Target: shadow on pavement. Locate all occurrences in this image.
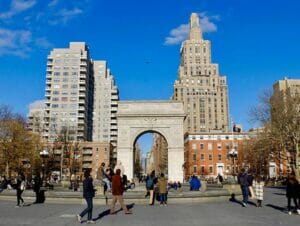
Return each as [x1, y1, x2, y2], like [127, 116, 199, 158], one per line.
[229, 194, 257, 207]
[23, 203, 33, 207]
[273, 193, 285, 196]
[94, 203, 135, 221]
[229, 194, 243, 207]
[266, 204, 286, 213]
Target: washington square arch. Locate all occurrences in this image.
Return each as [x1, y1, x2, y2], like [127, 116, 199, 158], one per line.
[116, 101, 185, 182]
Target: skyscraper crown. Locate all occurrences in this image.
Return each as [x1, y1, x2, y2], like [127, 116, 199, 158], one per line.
[189, 13, 202, 40]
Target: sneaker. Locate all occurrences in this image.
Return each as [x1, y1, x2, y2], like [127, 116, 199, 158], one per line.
[87, 220, 95, 224]
[164, 203, 167, 206]
[76, 214, 81, 223]
[15, 205, 20, 208]
[242, 202, 247, 207]
[297, 209, 300, 215]
[288, 211, 292, 215]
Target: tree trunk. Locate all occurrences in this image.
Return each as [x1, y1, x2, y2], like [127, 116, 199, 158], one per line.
[295, 142, 300, 181]
[5, 161, 9, 177]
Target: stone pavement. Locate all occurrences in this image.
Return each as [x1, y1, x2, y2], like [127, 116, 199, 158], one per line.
[0, 187, 299, 226]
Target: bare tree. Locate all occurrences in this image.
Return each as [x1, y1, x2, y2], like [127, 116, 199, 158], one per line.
[249, 89, 300, 179]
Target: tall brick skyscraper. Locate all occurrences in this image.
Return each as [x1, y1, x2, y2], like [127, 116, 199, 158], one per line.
[173, 13, 229, 133]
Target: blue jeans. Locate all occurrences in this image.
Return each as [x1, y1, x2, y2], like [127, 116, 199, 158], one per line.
[241, 186, 249, 204]
[160, 193, 167, 204]
[80, 197, 93, 220]
[103, 178, 111, 190]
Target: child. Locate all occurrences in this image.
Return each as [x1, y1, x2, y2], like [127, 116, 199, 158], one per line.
[253, 175, 264, 207]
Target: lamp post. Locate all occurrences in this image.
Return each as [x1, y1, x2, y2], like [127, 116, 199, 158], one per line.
[228, 148, 238, 181]
[40, 149, 49, 184]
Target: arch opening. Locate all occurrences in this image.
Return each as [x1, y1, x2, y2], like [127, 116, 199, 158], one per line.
[133, 130, 168, 178]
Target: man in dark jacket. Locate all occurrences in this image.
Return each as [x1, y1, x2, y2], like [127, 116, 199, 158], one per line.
[33, 173, 42, 203]
[286, 173, 300, 215]
[77, 170, 95, 223]
[146, 170, 157, 205]
[238, 168, 250, 207]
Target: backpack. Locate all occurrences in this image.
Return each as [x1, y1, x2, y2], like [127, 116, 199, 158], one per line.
[146, 176, 154, 188]
[20, 181, 26, 191]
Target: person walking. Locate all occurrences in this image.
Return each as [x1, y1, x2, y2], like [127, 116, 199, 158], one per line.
[145, 170, 157, 205]
[33, 173, 42, 203]
[110, 169, 132, 215]
[253, 175, 264, 207]
[238, 168, 250, 207]
[157, 173, 167, 206]
[15, 174, 25, 207]
[77, 170, 96, 224]
[286, 172, 300, 215]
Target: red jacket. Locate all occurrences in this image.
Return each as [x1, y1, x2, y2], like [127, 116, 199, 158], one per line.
[112, 175, 124, 195]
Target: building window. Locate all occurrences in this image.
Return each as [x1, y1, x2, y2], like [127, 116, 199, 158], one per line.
[201, 166, 205, 174]
[218, 155, 222, 161]
[208, 143, 212, 151]
[209, 154, 212, 160]
[200, 144, 204, 150]
[200, 143, 204, 149]
[217, 144, 222, 150]
[209, 166, 213, 174]
[201, 154, 204, 160]
[193, 154, 196, 161]
[193, 166, 197, 174]
[192, 143, 196, 150]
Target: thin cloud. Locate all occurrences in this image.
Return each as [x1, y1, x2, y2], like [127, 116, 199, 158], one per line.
[49, 7, 83, 25]
[35, 37, 53, 49]
[48, 0, 59, 8]
[0, 28, 32, 57]
[164, 12, 220, 46]
[198, 12, 219, 33]
[164, 24, 189, 45]
[0, 0, 36, 19]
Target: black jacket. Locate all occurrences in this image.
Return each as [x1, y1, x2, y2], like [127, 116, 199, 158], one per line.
[83, 177, 95, 198]
[286, 178, 299, 198]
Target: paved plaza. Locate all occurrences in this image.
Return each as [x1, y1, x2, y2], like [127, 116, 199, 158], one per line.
[0, 187, 299, 226]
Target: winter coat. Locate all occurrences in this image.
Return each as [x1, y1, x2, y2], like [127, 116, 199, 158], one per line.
[157, 177, 167, 194]
[146, 175, 157, 190]
[97, 166, 105, 180]
[238, 173, 249, 187]
[83, 177, 95, 198]
[253, 180, 264, 200]
[33, 176, 42, 192]
[190, 176, 201, 190]
[286, 178, 299, 198]
[112, 175, 124, 196]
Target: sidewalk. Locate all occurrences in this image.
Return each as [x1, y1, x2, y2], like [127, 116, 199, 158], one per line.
[0, 183, 242, 204]
[0, 188, 297, 226]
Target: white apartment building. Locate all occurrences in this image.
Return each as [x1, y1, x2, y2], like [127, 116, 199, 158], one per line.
[27, 100, 46, 133]
[44, 42, 93, 142]
[92, 61, 119, 153]
[173, 13, 229, 133]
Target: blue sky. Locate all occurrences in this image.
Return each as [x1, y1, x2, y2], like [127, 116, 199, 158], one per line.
[1, 0, 300, 153]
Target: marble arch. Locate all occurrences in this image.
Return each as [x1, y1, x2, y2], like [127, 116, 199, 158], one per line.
[116, 101, 185, 181]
